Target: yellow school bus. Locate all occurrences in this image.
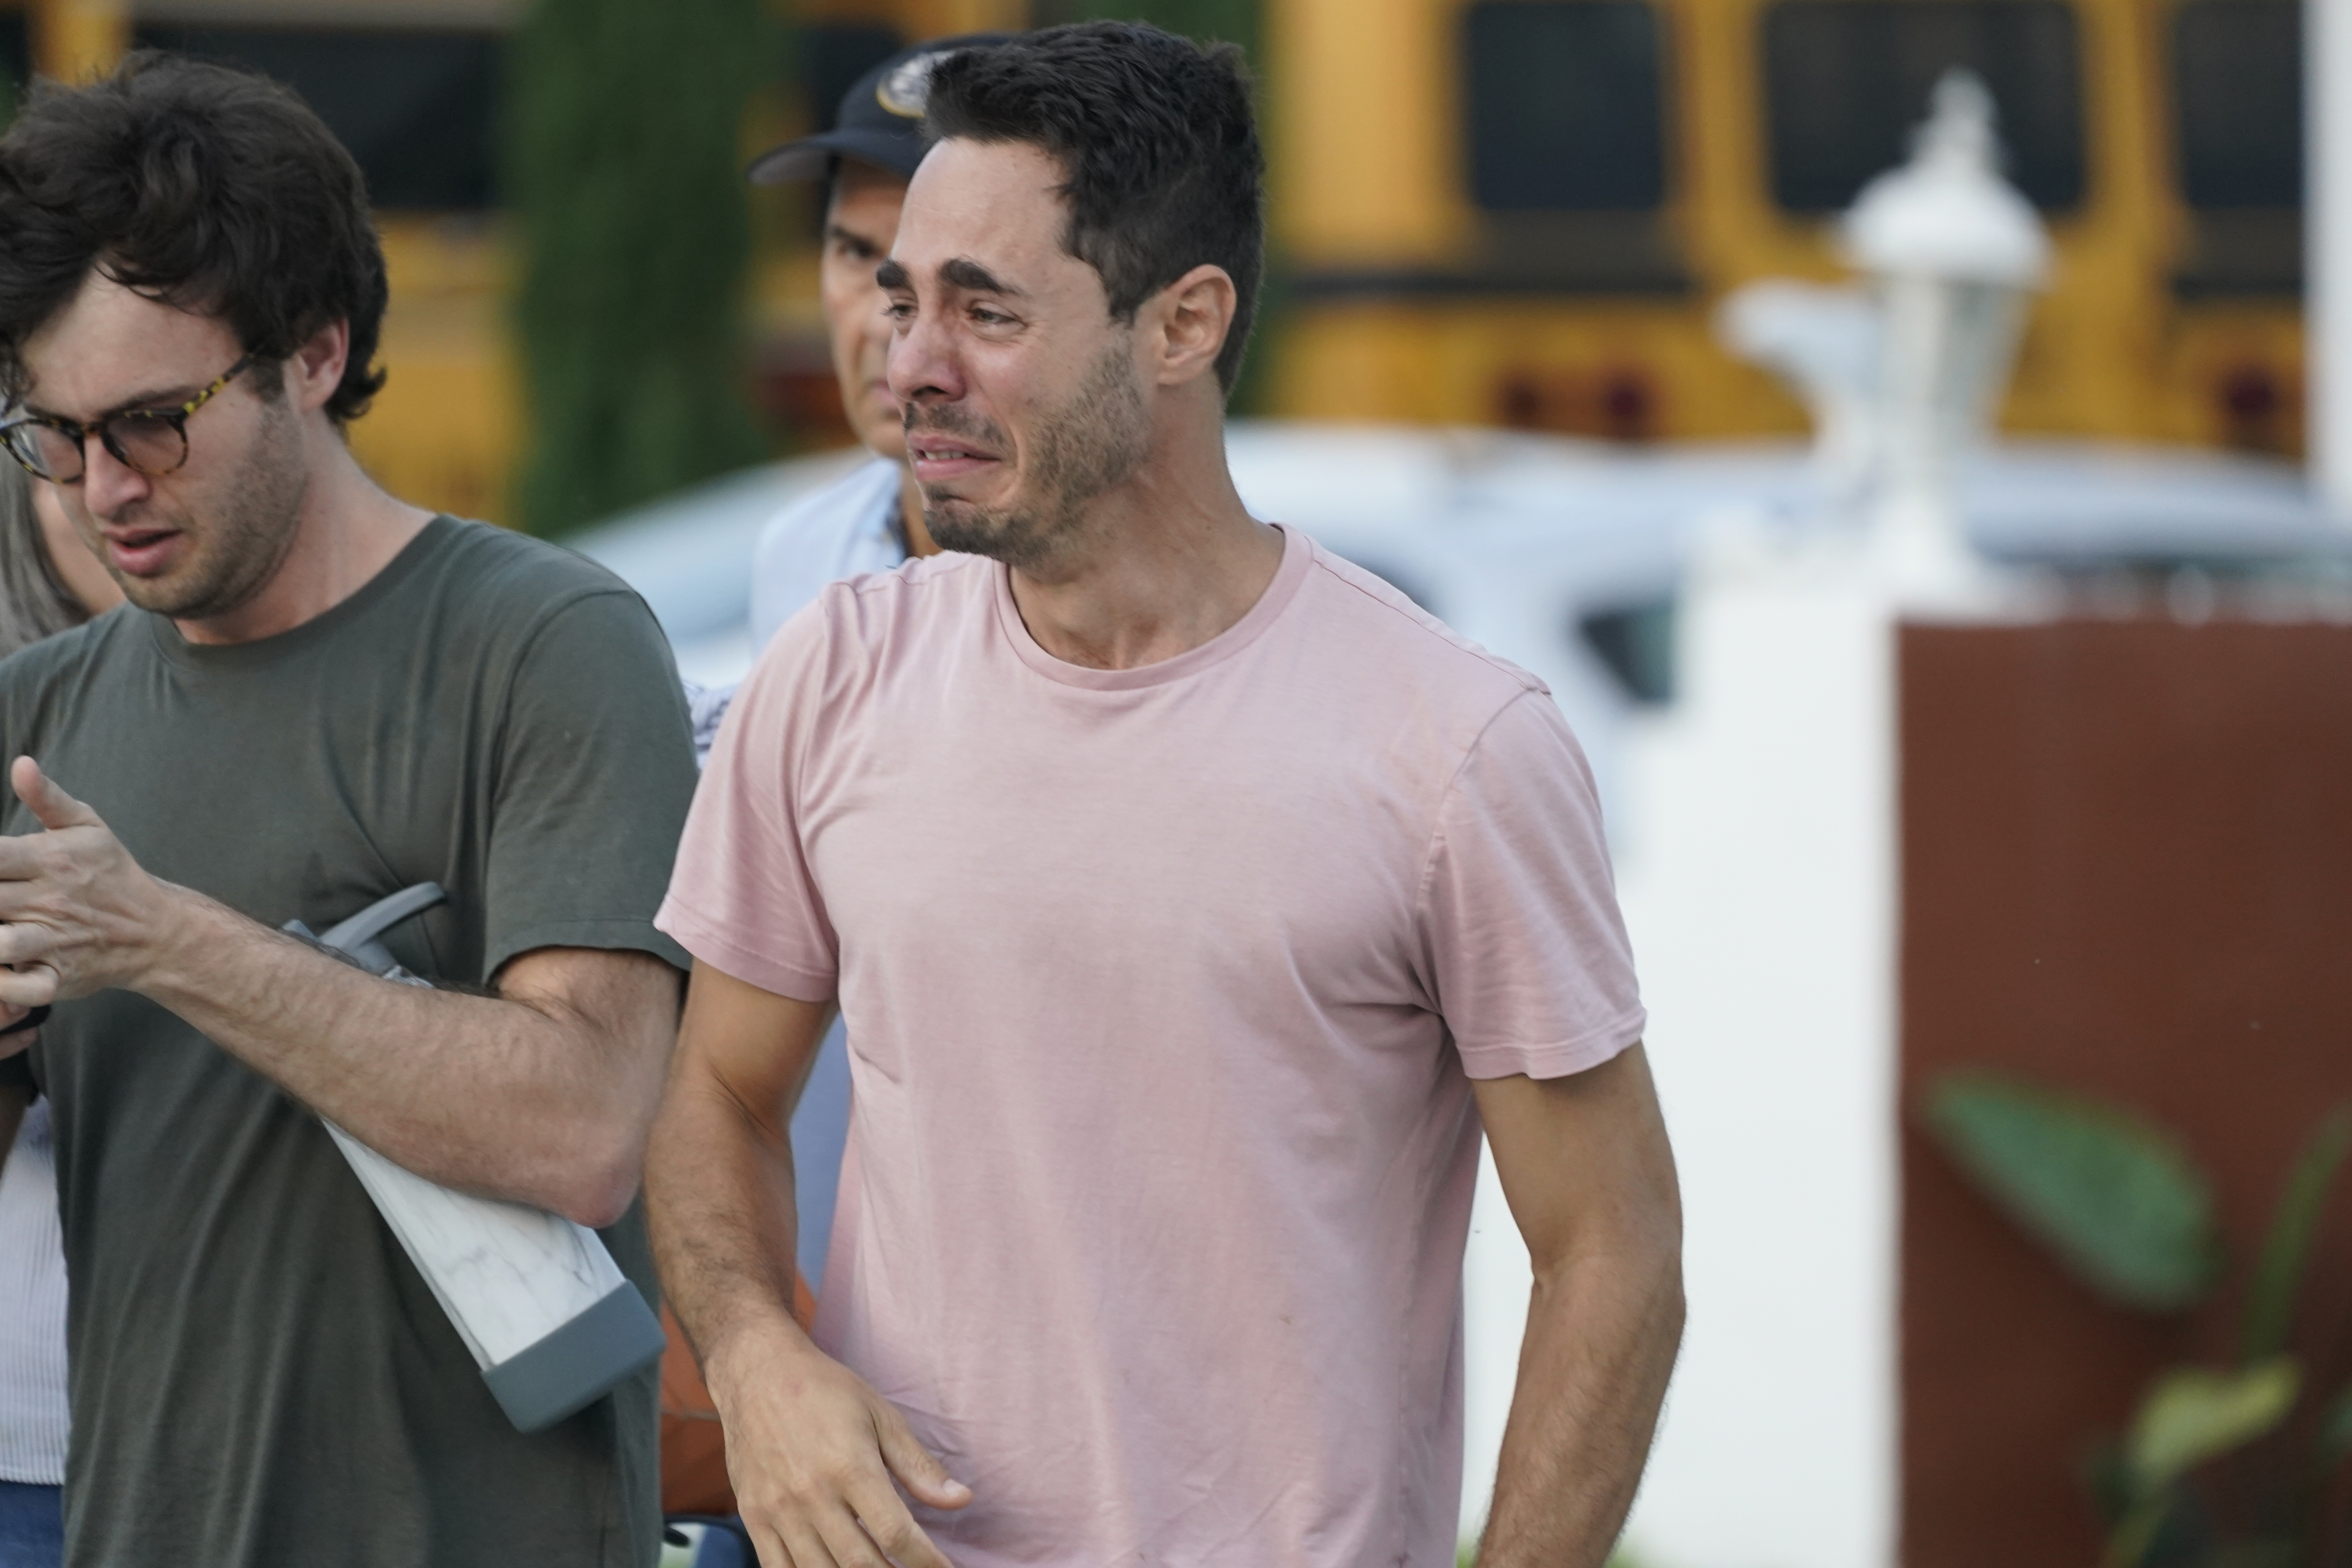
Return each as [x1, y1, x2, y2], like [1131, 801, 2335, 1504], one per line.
[795, 0, 2306, 459]
[0, 0, 2307, 521]
[1264, 0, 2301, 455]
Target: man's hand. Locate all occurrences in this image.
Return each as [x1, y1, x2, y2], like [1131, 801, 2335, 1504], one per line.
[0, 757, 176, 1006]
[709, 1321, 971, 1568]
[650, 962, 969, 1568]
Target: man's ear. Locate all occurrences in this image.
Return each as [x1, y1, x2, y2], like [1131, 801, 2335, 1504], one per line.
[1147, 265, 1238, 390]
[285, 318, 351, 415]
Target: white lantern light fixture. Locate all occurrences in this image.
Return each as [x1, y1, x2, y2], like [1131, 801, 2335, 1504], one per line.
[1842, 71, 2051, 593]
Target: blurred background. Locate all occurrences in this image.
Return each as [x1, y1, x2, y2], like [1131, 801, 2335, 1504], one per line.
[5, 4, 2349, 1568]
[0, 0, 2306, 530]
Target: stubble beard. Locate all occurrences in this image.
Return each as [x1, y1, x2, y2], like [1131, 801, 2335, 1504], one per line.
[111, 392, 309, 622]
[917, 340, 1150, 572]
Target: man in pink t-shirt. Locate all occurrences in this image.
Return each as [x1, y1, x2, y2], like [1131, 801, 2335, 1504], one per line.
[649, 23, 1684, 1568]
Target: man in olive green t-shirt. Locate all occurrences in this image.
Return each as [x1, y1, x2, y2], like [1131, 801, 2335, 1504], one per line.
[0, 58, 691, 1568]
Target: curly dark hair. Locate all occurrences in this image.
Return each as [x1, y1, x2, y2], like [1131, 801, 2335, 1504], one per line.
[923, 22, 1265, 395]
[0, 52, 388, 424]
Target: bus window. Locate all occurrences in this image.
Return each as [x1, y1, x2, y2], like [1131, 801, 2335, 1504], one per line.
[132, 25, 501, 211]
[1762, 1, 2084, 212]
[2170, 0, 2299, 296]
[2174, 0, 2300, 210]
[1464, 1, 1670, 212]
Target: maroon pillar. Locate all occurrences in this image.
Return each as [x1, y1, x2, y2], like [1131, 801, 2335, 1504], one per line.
[1899, 619, 2352, 1568]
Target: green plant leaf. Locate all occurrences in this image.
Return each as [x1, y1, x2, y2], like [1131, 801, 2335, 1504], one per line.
[2126, 1359, 2300, 1492]
[2241, 1107, 2352, 1363]
[2321, 1388, 2352, 1468]
[1923, 1072, 2220, 1311]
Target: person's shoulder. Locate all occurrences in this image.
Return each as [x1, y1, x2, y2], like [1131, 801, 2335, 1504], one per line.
[831, 548, 990, 631]
[413, 516, 663, 648]
[756, 549, 989, 689]
[758, 456, 900, 546]
[1294, 532, 1547, 708]
[850, 545, 984, 596]
[428, 515, 641, 605]
[806, 548, 986, 648]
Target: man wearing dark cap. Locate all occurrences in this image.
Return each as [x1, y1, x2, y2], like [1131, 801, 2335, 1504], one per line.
[742, 35, 1008, 659]
[710, 34, 1007, 1294]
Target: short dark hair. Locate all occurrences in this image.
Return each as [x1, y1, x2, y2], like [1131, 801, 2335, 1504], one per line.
[923, 22, 1265, 395]
[0, 52, 388, 424]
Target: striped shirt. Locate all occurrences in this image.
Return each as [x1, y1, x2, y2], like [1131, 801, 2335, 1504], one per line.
[0, 1099, 69, 1484]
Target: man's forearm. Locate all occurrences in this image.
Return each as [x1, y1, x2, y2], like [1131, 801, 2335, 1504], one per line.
[646, 1067, 808, 1372]
[648, 994, 976, 1566]
[138, 887, 669, 1223]
[1478, 1244, 1684, 1568]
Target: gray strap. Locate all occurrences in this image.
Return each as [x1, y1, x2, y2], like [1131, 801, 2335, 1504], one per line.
[287, 883, 448, 977]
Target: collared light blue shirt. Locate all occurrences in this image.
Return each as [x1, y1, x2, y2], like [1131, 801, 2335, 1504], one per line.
[748, 456, 907, 654]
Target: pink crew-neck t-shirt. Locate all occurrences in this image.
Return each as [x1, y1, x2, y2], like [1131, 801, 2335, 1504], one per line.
[658, 524, 1645, 1568]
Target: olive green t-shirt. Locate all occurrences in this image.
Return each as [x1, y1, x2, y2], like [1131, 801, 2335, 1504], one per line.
[0, 517, 695, 1568]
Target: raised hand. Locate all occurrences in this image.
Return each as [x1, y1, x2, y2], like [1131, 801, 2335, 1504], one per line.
[0, 755, 174, 1009]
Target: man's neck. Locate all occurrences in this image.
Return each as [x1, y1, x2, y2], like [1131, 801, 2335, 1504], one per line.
[174, 431, 435, 647]
[1003, 434, 1281, 672]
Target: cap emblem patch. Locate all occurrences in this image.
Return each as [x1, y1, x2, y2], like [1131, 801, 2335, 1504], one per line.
[877, 52, 946, 119]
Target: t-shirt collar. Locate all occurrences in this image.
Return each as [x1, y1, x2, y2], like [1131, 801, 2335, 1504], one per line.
[991, 521, 1312, 692]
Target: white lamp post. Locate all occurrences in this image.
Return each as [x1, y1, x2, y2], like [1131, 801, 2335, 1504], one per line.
[1843, 71, 2051, 593]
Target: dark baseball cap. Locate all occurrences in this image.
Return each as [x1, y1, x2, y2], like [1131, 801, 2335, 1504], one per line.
[747, 34, 1013, 185]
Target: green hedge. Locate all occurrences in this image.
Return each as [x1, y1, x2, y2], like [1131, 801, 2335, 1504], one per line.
[505, 0, 772, 536]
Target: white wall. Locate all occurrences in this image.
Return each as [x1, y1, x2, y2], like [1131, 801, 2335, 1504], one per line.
[1597, 530, 1900, 1568]
[2313, 0, 2352, 516]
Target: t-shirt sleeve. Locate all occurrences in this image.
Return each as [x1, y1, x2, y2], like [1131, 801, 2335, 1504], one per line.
[1420, 690, 1646, 1081]
[655, 602, 840, 1003]
[482, 589, 699, 979]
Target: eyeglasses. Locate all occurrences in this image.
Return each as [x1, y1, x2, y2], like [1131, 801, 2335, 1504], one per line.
[0, 354, 257, 485]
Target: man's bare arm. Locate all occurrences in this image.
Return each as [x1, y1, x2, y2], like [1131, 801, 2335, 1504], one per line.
[648, 960, 968, 1568]
[651, 963, 829, 1360]
[1472, 1044, 1684, 1568]
[0, 759, 678, 1226]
